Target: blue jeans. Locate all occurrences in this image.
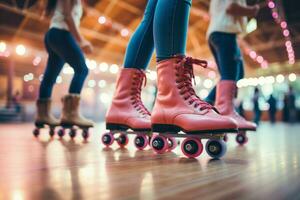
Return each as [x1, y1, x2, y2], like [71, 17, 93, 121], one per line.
[206, 32, 244, 104]
[39, 28, 89, 99]
[124, 0, 192, 70]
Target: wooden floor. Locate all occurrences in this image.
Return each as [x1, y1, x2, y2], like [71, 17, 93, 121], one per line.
[0, 122, 300, 200]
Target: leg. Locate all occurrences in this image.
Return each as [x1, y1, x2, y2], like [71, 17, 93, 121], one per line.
[39, 32, 65, 99]
[50, 30, 89, 95]
[123, 0, 158, 70]
[154, 0, 192, 61]
[205, 39, 220, 104]
[151, 0, 237, 140]
[35, 30, 63, 127]
[48, 29, 93, 128]
[213, 32, 257, 131]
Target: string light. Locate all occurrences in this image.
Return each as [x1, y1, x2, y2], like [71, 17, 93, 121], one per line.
[267, 0, 295, 65]
[109, 64, 119, 74]
[16, 44, 26, 56]
[0, 41, 7, 52]
[120, 28, 129, 37]
[237, 74, 298, 88]
[241, 40, 269, 69]
[32, 56, 41, 66]
[98, 16, 106, 24]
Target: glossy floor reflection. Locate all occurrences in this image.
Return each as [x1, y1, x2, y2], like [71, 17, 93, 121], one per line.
[0, 122, 300, 200]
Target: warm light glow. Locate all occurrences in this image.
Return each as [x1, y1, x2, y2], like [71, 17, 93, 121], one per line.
[120, 28, 129, 37]
[33, 56, 42, 66]
[283, 29, 290, 37]
[288, 60, 295, 65]
[288, 73, 297, 82]
[199, 89, 209, 99]
[98, 80, 106, 88]
[256, 56, 264, 64]
[249, 51, 257, 59]
[285, 41, 292, 47]
[203, 79, 213, 89]
[272, 11, 278, 19]
[258, 76, 265, 86]
[276, 74, 285, 83]
[16, 44, 26, 56]
[268, 1, 275, 9]
[98, 16, 106, 24]
[39, 74, 44, 81]
[261, 61, 268, 68]
[195, 76, 201, 84]
[99, 62, 109, 72]
[88, 80, 96, 88]
[110, 64, 119, 74]
[63, 64, 74, 74]
[100, 93, 110, 103]
[86, 59, 97, 70]
[280, 21, 287, 29]
[0, 41, 6, 52]
[265, 76, 275, 84]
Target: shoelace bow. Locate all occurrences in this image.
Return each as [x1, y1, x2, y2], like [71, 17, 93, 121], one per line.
[175, 56, 216, 112]
[131, 70, 151, 115]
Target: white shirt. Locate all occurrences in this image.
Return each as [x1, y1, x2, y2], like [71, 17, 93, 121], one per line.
[50, 0, 83, 31]
[207, 0, 248, 38]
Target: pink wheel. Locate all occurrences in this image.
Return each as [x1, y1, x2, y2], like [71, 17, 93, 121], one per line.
[181, 137, 203, 158]
[101, 132, 114, 146]
[117, 133, 129, 148]
[151, 135, 168, 154]
[223, 134, 228, 142]
[33, 128, 40, 137]
[134, 134, 148, 150]
[167, 137, 178, 151]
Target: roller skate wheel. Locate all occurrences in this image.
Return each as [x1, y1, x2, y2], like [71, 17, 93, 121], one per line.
[117, 133, 129, 147]
[69, 129, 76, 138]
[134, 134, 148, 150]
[181, 137, 203, 158]
[167, 137, 178, 151]
[101, 132, 114, 146]
[49, 129, 55, 137]
[151, 135, 168, 154]
[236, 133, 248, 145]
[205, 139, 227, 159]
[58, 129, 65, 138]
[223, 134, 228, 142]
[82, 130, 89, 140]
[33, 128, 40, 137]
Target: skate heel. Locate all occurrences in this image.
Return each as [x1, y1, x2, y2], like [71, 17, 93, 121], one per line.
[152, 124, 181, 133]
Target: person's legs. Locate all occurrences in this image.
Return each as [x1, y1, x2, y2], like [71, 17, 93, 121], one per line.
[106, 1, 159, 131]
[50, 30, 88, 95]
[205, 39, 220, 104]
[212, 32, 256, 131]
[123, 0, 157, 70]
[154, 0, 191, 61]
[39, 31, 65, 99]
[36, 29, 65, 126]
[48, 28, 93, 127]
[206, 33, 241, 104]
[151, 1, 237, 138]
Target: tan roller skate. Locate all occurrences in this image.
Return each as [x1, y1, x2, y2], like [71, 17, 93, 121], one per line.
[58, 94, 94, 140]
[33, 99, 60, 137]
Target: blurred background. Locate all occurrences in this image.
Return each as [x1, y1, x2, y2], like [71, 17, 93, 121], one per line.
[0, 0, 299, 124]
